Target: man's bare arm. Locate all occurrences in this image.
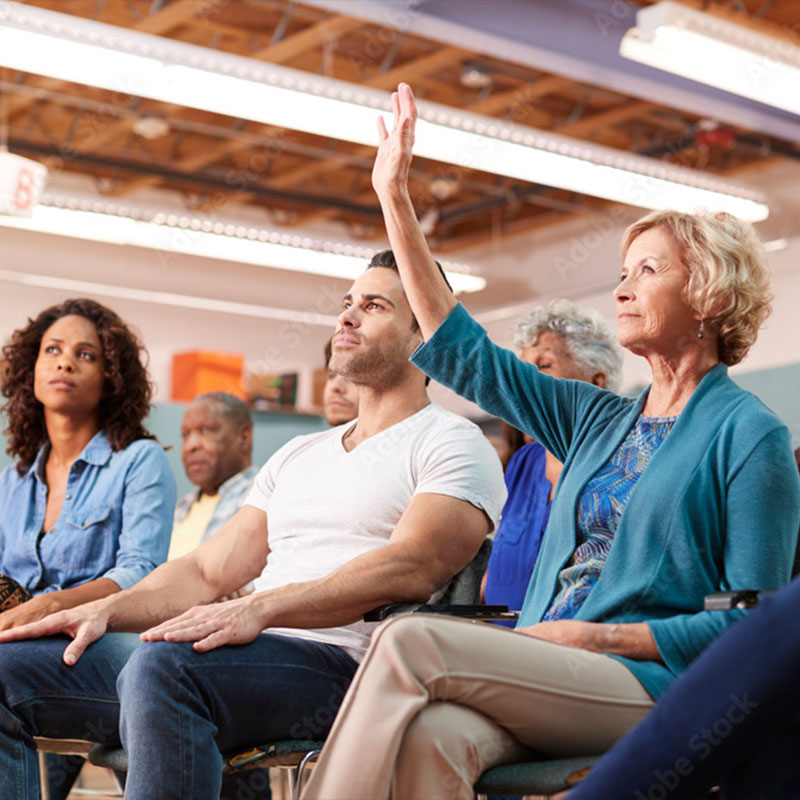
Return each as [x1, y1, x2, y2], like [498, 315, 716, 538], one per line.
[142, 492, 490, 652]
[0, 505, 269, 662]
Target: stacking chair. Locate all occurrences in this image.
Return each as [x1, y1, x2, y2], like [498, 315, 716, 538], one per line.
[33, 738, 98, 800]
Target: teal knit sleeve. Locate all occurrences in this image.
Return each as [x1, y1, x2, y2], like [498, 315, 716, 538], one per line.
[411, 303, 623, 463]
[648, 425, 800, 677]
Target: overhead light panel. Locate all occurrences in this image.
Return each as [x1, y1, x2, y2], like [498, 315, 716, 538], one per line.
[0, 1, 769, 221]
[0, 194, 486, 294]
[0, 266, 340, 326]
[620, 1, 800, 117]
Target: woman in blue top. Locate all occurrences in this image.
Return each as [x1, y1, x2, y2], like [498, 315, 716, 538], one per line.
[0, 298, 175, 631]
[301, 84, 800, 800]
[483, 300, 623, 623]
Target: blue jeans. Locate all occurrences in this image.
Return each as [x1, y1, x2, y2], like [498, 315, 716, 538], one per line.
[0, 631, 358, 800]
[118, 632, 357, 800]
[569, 576, 800, 800]
[0, 632, 139, 800]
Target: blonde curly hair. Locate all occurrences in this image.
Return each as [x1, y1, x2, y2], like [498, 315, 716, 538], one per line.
[620, 210, 773, 366]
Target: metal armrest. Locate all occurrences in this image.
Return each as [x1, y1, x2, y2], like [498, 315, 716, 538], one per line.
[364, 603, 517, 622]
[703, 590, 771, 610]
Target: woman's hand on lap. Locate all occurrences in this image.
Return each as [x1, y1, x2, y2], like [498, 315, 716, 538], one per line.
[517, 620, 609, 652]
[0, 594, 58, 632]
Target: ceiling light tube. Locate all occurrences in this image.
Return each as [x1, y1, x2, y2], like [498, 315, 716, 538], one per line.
[620, 1, 800, 117]
[0, 194, 486, 293]
[0, 1, 769, 221]
[0, 266, 340, 325]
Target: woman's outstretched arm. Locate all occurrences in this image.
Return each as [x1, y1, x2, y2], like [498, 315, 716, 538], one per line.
[372, 82, 456, 339]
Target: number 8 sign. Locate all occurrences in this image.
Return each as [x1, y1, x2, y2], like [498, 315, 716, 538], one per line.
[0, 152, 48, 217]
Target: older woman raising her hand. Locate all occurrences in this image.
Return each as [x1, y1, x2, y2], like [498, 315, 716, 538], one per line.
[301, 84, 800, 800]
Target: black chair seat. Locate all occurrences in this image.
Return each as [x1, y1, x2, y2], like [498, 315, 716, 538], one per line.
[88, 739, 324, 773]
[474, 754, 601, 796]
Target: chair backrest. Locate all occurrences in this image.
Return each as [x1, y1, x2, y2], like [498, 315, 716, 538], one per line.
[437, 537, 492, 605]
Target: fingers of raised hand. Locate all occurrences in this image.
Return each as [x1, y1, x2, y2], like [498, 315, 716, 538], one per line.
[398, 83, 417, 120]
[377, 115, 389, 142]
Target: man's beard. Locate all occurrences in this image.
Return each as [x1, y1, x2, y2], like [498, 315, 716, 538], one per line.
[330, 337, 413, 391]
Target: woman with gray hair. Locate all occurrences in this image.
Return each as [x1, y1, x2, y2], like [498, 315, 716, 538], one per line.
[301, 84, 799, 800]
[483, 300, 623, 620]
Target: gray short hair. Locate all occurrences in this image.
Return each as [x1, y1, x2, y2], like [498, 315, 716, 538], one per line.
[194, 392, 253, 429]
[512, 299, 623, 392]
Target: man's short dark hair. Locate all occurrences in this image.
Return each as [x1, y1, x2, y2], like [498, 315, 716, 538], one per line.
[367, 250, 453, 332]
[195, 392, 253, 429]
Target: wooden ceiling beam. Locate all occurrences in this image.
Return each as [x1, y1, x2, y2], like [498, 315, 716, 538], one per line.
[557, 100, 659, 138]
[134, 0, 207, 35]
[365, 46, 470, 90]
[251, 15, 364, 62]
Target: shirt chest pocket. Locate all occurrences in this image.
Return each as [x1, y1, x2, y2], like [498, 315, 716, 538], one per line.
[56, 504, 115, 575]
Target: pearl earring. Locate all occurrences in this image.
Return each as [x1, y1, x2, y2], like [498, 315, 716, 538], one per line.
[697, 319, 705, 340]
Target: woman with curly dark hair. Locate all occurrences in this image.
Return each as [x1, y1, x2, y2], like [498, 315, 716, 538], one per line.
[0, 298, 175, 634]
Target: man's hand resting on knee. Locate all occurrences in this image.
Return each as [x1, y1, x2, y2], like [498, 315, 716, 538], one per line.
[0, 600, 111, 665]
[141, 595, 265, 652]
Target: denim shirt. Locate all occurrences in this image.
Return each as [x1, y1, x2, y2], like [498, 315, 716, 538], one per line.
[0, 431, 175, 593]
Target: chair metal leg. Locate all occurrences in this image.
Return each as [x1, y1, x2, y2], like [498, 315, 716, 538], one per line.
[286, 769, 296, 800]
[291, 749, 321, 800]
[38, 751, 52, 800]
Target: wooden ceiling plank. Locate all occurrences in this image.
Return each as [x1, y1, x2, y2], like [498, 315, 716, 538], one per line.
[557, 100, 659, 138]
[365, 45, 471, 90]
[103, 134, 261, 197]
[251, 15, 365, 63]
[134, 0, 204, 35]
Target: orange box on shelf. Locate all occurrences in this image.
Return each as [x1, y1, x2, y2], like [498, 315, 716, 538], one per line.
[171, 351, 245, 402]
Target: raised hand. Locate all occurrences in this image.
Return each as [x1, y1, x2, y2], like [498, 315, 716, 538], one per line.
[140, 594, 265, 653]
[372, 82, 418, 201]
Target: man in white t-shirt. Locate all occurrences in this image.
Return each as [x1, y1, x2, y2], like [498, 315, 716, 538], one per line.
[0, 252, 506, 800]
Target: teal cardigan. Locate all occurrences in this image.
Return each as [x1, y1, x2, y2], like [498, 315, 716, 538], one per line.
[412, 304, 800, 698]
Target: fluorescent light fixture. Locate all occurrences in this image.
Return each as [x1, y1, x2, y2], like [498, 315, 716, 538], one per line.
[0, 1, 769, 221]
[0, 194, 486, 293]
[0, 266, 340, 326]
[621, 1, 800, 117]
[764, 238, 789, 252]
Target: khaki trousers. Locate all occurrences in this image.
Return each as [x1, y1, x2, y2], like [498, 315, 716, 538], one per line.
[301, 614, 654, 800]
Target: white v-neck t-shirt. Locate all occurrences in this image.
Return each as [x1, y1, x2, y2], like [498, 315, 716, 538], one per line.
[245, 402, 506, 661]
